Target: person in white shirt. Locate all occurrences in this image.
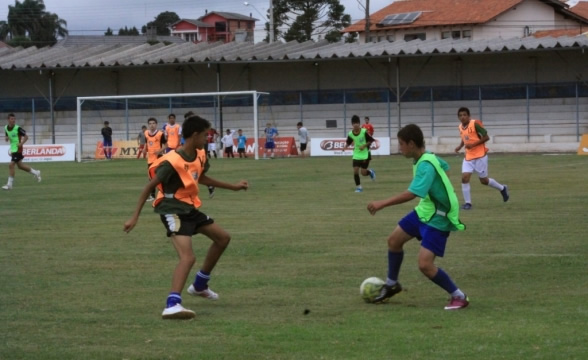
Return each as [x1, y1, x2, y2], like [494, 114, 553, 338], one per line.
[221, 129, 235, 158]
[297, 122, 309, 158]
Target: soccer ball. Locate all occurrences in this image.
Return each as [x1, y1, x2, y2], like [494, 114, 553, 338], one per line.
[360, 277, 385, 303]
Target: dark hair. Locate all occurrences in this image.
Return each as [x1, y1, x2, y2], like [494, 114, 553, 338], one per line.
[104, 121, 109, 125]
[297, 122, 303, 126]
[351, 115, 360, 124]
[364, 116, 370, 120]
[457, 107, 470, 116]
[7, 113, 15, 118]
[168, 113, 176, 119]
[184, 111, 195, 119]
[183, 115, 211, 139]
[397, 124, 425, 148]
[141, 125, 147, 129]
[147, 117, 157, 124]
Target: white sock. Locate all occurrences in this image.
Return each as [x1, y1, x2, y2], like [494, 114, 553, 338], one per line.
[386, 278, 397, 286]
[487, 178, 503, 190]
[7, 176, 14, 186]
[451, 289, 465, 299]
[461, 183, 471, 204]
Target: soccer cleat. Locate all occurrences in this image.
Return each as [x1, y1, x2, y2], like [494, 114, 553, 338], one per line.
[461, 203, 472, 210]
[187, 284, 219, 300]
[444, 295, 470, 310]
[2, 184, 12, 190]
[373, 283, 403, 303]
[161, 304, 196, 320]
[208, 186, 215, 199]
[369, 169, 376, 181]
[500, 185, 509, 202]
[355, 187, 363, 193]
[34, 170, 42, 183]
[146, 195, 155, 202]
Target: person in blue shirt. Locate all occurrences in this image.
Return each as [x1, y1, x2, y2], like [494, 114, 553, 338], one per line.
[237, 129, 247, 158]
[367, 124, 469, 310]
[263, 122, 278, 159]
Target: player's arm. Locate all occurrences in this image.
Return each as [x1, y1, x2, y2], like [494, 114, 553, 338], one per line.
[367, 190, 417, 215]
[346, 135, 354, 148]
[18, 129, 28, 146]
[158, 134, 167, 155]
[123, 175, 162, 233]
[465, 123, 489, 149]
[455, 139, 465, 153]
[199, 174, 248, 191]
[362, 133, 375, 150]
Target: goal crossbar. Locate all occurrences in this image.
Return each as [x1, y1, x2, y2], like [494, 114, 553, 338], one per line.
[76, 90, 269, 162]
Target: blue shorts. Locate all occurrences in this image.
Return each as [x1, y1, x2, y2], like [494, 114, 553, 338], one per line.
[398, 210, 450, 257]
[265, 141, 275, 149]
[103, 138, 112, 147]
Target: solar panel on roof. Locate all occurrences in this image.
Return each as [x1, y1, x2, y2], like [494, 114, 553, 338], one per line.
[379, 11, 422, 26]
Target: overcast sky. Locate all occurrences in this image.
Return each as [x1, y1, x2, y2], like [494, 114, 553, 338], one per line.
[0, 0, 391, 40]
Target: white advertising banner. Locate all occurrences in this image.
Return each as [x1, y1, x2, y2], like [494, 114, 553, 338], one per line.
[0, 144, 76, 163]
[310, 137, 390, 157]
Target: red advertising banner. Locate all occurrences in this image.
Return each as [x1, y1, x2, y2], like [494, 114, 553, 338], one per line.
[227, 137, 298, 157]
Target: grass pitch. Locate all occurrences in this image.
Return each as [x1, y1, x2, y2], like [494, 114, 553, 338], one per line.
[0, 154, 587, 360]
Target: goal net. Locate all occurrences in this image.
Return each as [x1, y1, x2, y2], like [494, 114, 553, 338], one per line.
[76, 90, 270, 161]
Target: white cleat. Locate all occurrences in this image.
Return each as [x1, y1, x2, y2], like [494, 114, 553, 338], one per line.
[2, 184, 12, 190]
[34, 170, 42, 183]
[161, 304, 195, 320]
[187, 284, 219, 300]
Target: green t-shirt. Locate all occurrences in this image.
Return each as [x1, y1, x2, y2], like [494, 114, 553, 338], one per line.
[347, 128, 371, 160]
[153, 149, 210, 214]
[408, 154, 454, 232]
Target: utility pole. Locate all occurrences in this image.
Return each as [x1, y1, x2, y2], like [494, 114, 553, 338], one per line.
[364, 0, 370, 43]
[269, 0, 275, 43]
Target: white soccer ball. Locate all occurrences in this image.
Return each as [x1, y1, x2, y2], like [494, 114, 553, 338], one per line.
[360, 277, 385, 303]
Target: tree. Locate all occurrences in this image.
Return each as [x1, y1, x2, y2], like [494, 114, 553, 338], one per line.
[118, 26, 140, 36]
[272, 0, 351, 43]
[104, 27, 114, 36]
[141, 11, 180, 36]
[5, 0, 68, 47]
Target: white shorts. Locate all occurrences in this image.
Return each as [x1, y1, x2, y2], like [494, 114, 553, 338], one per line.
[208, 143, 217, 151]
[462, 155, 489, 178]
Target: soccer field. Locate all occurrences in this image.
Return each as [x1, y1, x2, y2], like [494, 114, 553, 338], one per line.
[1, 154, 587, 360]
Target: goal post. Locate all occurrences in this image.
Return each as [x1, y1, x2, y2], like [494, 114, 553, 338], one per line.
[76, 90, 269, 162]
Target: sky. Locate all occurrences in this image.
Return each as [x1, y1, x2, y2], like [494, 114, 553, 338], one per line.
[0, 0, 392, 41]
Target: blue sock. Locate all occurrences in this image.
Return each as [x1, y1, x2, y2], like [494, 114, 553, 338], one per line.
[387, 251, 404, 284]
[430, 268, 458, 294]
[194, 270, 210, 291]
[166, 292, 182, 308]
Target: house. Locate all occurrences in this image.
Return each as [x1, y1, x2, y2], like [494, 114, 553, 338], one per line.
[170, 11, 258, 43]
[342, 0, 588, 43]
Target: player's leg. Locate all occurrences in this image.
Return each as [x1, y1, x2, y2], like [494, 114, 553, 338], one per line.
[352, 161, 362, 192]
[3, 160, 16, 189]
[373, 216, 414, 303]
[460, 159, 474, 209]
[477, 156, 509, 202]
[16, 160, 41, 182]
[187, 222, 230, 300]
[161, 231, 196, 319]
[418, 227, 469, 310]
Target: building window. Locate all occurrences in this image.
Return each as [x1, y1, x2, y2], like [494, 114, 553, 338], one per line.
[404, 33, 426, 41]
[368, 36, 377, 43]
[215, 22, 226, 32]
[247, 22, 253, 29]
[387, 35, 395, 42]
[441, 31, 451, 39]
[463, 30, 472, 38]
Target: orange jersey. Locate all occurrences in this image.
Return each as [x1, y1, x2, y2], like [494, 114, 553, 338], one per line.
[362, 123, 374, 136]
[164, 123, 181, 149]
[149, 149, 207, 208]
[458, 119, 488, 160]
[145, 130, 165, 164]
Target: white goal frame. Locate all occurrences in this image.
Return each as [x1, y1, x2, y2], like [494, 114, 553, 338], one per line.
[76, 90, 269, 162]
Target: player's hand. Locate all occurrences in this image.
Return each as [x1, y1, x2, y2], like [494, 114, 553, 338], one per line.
[367, 201, 381, 215]
[454, 146, 461, 153]
[123, 219, 137, 233]
[235, 180, 249, 191]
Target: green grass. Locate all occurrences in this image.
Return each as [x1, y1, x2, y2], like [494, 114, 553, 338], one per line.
[1, 154, 587, 360]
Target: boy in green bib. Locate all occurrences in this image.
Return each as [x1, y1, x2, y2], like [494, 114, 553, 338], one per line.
[3, 113, 41, 190]
[367, 124, 468, 310]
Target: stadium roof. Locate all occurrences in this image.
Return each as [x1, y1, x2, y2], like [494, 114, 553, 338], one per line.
[1, 35, 587, 71]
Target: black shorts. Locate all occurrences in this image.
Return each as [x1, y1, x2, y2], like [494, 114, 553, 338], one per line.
[160, 209, 214, 237]
[352, 152, 371, 169]
[9, 152, 24, 163]
[237, 148, 245, 154]
[300, 143, 307, 151]
[224, 146, 233, 154]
